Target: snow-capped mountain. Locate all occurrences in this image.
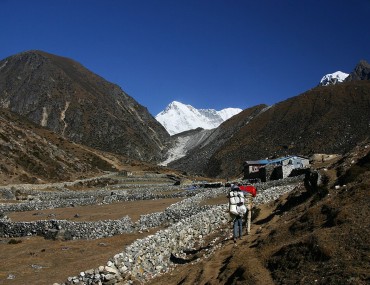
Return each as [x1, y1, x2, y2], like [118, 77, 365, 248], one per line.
[319, 71, 349, 86]
[155, 101, 242, 135]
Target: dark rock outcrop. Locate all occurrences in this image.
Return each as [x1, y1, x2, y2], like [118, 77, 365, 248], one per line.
[345, 60, 370, 81]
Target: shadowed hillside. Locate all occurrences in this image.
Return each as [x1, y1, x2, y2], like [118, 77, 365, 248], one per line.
[168, 78, 370, 179]
[167, 104, 268, 175]
[0, 50, 170, 162]
[207, 80, 370, 178]
[0, 108, 165, 185]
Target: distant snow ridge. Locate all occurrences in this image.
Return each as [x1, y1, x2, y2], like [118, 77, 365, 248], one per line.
[155, 101, 242, 135]
[320, 71, 349, 86]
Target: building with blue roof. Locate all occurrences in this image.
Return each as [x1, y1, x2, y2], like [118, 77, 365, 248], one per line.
[243, 155, 310, 182]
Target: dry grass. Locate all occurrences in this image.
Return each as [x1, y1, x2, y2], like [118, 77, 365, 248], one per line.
[0, 231, 157, 285]
[0, 197, 185, 285]
[0, 192, 229, 285]
[7, 198, 183, 223]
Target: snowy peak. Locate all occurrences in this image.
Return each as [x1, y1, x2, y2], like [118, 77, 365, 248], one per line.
[155, 101, 242, 135]
[319, 71, 349, 86]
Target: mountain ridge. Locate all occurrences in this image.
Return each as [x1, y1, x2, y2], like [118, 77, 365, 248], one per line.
[167, 75, 370, 178]
[0, 50, 170, 162]
[1, 50, 369, 181]
[345, 59, 370, 81]
[166, 104, 269, 171]
[0, 51, 369, 285]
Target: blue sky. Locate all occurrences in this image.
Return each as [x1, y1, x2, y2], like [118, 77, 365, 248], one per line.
[1, 0, 369, 116]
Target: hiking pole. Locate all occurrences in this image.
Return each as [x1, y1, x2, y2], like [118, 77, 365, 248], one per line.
[247, 196, 252, 234]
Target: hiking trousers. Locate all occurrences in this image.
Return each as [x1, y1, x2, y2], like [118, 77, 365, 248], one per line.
[233, 216, 243, 239]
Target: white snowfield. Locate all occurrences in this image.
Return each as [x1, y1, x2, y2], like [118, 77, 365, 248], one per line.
[155, 101, 242, 136]
[320, 71, 349, 86]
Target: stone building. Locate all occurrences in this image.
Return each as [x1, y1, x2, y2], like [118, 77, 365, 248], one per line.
[243, 155, 310, 182]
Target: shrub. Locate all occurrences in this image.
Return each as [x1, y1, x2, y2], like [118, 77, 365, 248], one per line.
[8, 239, 22, 244]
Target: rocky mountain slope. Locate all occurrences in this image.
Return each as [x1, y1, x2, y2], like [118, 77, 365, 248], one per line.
[0, 50, 170, 162]
[0, 108, 168, 185]
[166, 104, 268, 173]
[167, 61, 370, 179]
[1, 51, 369, 183]
[0, 51, 369, 285]
[345, 59, 370, 81]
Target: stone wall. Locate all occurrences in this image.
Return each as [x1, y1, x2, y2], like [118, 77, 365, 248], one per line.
[0, 187, 227, 240]
[1, 177, 303, 284]
[56, 180, 302, 285]
[0, 185, 198, 213]
[0, 217, 133, 240]
[60, 205, 230, 285]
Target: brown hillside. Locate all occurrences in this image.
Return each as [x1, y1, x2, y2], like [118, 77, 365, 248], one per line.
[0, 108, 166, 185]
[0, 50, 169, 162]
[206, 80, 370, 178]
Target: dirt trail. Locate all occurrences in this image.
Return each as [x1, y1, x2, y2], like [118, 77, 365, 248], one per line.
[78, 144, 125, 171]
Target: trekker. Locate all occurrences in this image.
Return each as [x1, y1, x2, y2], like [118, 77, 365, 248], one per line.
[228, 184, 247, 243]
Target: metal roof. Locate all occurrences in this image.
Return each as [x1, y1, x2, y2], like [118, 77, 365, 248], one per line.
[245, 160, 269, 165]
[245, 155, 308, 166]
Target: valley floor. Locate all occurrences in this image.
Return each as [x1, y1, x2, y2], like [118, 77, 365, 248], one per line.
[0, 198, 179, 285]
[1, 147, 369, 285]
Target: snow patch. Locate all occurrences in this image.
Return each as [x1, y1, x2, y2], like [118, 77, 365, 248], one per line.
[0, 60, 8, 70]
[41, 107, 48, 127]
[60, 101, 70, 136]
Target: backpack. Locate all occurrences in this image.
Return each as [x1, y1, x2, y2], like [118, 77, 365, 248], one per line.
[229, 189, 246, 216]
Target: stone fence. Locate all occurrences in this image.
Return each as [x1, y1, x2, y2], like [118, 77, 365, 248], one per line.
[1, 177, 303, 285]
[0, 178, 301, 241]
[0, 187, 228, 240]
[60, 204, 230, 285]
[56, 181, 301, 285]
[0, 185, 199, 213]
[0, 216, 133, 240]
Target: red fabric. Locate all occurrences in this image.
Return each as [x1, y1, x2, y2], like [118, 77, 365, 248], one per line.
[239, 185, 257, 197]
